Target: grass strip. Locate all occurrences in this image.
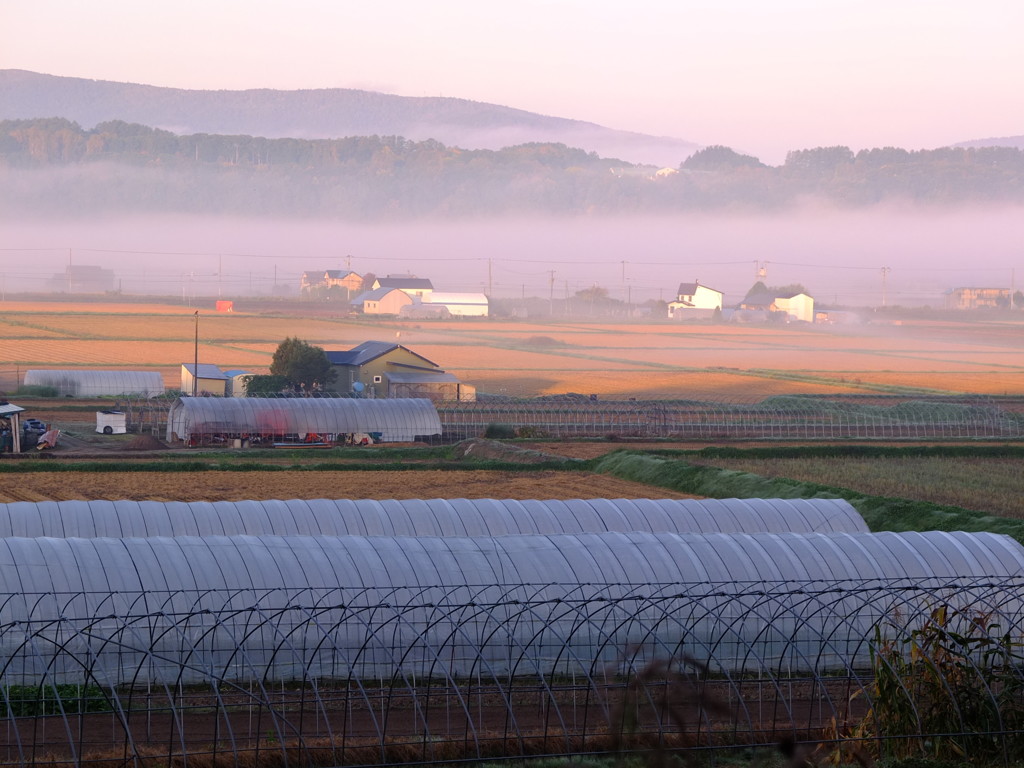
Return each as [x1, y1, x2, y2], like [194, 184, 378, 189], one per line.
[590, 450, 1024, 544]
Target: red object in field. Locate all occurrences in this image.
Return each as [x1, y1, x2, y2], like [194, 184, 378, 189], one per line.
[216, 300, 234, 312]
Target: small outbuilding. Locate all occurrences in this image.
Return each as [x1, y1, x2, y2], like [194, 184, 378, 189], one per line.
[180, 364, 229, 396]
[422, 292, 489, 317]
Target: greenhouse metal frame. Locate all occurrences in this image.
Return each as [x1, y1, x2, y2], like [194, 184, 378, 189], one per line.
[437, 394, 1024, 440]
[1, 576, 1022, 766]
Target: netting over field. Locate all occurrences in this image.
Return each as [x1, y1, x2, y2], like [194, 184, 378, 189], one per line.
[438, 394, 1024, 440]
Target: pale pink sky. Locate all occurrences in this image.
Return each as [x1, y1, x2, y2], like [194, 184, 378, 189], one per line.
[2, 1, 1023, 163]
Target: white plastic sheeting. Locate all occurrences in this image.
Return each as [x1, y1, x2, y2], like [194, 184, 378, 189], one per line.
[23, 369, 164, 397]
[0, 497, 867, 538]
[165, 396, 441, 442]
[0, 530, 1021, 683]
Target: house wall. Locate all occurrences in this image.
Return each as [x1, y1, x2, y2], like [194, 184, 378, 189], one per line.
[774, 294, 815, 323]
[434, 302, 488, 317]
[362, 291, 413, 315]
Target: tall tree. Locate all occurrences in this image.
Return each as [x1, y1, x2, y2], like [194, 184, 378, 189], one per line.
[269, 337, 336, 392]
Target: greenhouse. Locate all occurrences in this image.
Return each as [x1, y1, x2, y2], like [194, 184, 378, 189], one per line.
[1, 529, 1022, 765]
[22, 368, 165, 397]
[165, 395, 442, 444]
[0, 497, 868, 538]
[1, 530, 1021, 685]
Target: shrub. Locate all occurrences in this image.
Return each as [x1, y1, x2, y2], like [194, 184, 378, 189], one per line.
[483, 423, 516, 439]
[15, 385, 58, 398]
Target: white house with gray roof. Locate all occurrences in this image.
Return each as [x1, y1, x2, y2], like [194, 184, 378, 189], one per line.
[667, 281, 723, 319]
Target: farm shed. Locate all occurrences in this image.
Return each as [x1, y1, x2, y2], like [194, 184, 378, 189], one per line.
[0, 497, 868, 538]
[165, 396, 441, 444]
[0, 530, 1021, 686]
[422, 291, 489, 317]
[22, 369, 164, 397]
[179, 363, 228, 396]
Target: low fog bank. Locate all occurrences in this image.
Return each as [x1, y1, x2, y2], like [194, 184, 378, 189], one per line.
[1, 206, 1021, 308]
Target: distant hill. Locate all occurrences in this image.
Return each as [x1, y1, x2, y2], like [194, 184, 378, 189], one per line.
[954, 135, 1024, 150]
[0, 69, 700, 167]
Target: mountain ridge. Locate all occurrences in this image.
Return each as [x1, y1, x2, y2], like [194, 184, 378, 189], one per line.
[0, 69, 700, 166]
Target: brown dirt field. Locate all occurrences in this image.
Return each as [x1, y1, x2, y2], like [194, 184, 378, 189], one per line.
[0, 470, 698, 502]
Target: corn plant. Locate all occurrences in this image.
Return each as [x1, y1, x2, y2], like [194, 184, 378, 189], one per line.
[855, 604, 1024, 764]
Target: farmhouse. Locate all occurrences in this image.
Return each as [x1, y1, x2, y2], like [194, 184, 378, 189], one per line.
[350, 286, 414, 315]
[944, 287, 1013, 310]
[740, 290, 815, 323]
[48, 264, 116, 293]
[326, 341, 475, 401]
[300, 270, 363, 298]
[667, 281, 723, 319]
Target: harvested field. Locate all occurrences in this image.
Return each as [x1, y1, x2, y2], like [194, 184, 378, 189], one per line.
[2, 300, 1024, 399]
[0, 469, 698, 502]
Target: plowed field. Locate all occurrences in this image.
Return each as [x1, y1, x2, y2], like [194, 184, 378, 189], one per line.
[0, 470, 697, 502]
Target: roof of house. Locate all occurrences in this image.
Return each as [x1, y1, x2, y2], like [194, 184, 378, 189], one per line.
[325, 341, 438, 368]
[677, 282, 722, 296]
[376, 276, 433, 290]
[181, 363, 228, 380]
[324, 270, 359, 280]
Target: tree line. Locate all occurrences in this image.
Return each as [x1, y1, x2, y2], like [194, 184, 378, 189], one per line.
[2, 118, 1023, 217]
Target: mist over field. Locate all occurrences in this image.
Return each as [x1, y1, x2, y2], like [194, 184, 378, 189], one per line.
[2, 205, 1022, 308]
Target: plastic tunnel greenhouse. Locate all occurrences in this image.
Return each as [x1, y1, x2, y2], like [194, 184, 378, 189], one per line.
[1, 530, 1022, 685]
[22, 369, 165, 397]
[0, 497, 868, 538]
[166, 396, 442, 444]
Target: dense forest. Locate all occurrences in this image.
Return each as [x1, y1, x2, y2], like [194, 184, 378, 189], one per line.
[2, 118, 1023, 218]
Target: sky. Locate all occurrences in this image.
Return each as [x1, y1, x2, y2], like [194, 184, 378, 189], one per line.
[3, 0, 1023, 165]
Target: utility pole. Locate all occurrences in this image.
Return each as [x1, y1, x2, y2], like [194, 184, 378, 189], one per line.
[192, 311, 199, 397]
[881, 266, 891, 307]
[488, 258, 493, 297]
[548, 270, 555, 316]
